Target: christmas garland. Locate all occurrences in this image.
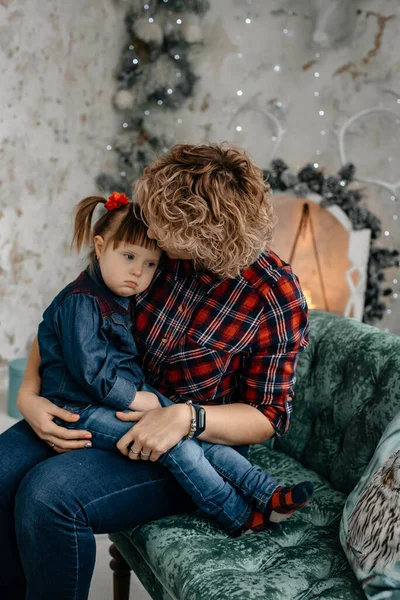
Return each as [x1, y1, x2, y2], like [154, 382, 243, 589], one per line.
[97, 0, 209, 195]
[97, 2, 397, 324]
[263, 159, 399, 324]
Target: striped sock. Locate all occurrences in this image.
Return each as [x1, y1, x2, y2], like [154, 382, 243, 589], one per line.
[266, 481, 314, 524]
[241, 481, 314, 534]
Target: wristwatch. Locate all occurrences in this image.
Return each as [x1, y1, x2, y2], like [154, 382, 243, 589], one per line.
[185, 400, 206, 439]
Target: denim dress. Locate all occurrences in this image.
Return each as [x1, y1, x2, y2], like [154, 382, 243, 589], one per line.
[38, 263, 170, 419]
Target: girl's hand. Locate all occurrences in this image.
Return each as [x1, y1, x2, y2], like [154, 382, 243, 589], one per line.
[17, 391, 93, 453]
[116, 403, 191, 462]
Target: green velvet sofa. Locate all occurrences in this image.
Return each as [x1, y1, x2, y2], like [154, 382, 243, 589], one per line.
[109, 310, 400, 600]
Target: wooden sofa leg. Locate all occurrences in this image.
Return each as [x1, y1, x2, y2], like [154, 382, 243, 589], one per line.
[109, 543, 132, 600]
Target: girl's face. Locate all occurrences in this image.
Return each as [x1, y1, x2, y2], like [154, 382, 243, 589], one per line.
[94, 236, 162, 297]
[146, 227, 193, 260]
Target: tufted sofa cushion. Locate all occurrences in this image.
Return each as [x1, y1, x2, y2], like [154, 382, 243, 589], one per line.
[110, 444, 365, 600]
[275, 311, 400, 494]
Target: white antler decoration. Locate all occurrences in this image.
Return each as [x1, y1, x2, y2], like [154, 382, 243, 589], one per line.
[229, 91, 286, 162]
[336, 106, 400, 199]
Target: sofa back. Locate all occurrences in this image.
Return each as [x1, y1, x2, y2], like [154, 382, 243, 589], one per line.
[275, 310, 400, 494]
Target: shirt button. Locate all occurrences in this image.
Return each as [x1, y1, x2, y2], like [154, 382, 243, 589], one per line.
[161, 338, 168, 343]
[178, 305, 184, 312]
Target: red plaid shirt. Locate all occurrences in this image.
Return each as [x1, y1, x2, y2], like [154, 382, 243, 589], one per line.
[132, 249, 309, 436]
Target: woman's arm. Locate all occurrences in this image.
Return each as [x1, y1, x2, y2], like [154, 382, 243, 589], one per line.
[196, 403, 274, 445]
[115, 401, 273, 463]
[18, 336, 41, 397]
[17, 337, 94, 452]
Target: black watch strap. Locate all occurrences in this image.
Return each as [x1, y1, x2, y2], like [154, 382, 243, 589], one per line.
[191, 402, 206, 438]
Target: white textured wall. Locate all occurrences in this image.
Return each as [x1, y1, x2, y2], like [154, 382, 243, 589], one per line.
[1, 0, 399, 366]
[0, 0, 129, 362]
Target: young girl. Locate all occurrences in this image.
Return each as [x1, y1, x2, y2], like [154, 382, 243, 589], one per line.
[37, 190, 314, 536]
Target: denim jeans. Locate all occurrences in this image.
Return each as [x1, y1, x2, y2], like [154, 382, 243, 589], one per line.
[52, 384, 279, 534]
[0, 419, 196, 600]
[0, 409, 278, 600]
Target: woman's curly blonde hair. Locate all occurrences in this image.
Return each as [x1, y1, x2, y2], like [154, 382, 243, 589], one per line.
[134, 143, 277, 279]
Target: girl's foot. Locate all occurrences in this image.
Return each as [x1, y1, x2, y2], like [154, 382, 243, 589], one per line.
[241, 481, 314, 534]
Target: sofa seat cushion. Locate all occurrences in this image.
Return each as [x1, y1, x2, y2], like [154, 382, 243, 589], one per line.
[110, 444, 365, 600]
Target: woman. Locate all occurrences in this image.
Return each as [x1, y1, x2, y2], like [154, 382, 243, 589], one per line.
[0, 143, 309, 600]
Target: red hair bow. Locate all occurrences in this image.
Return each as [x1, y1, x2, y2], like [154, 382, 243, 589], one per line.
[104, 192, 130, 211]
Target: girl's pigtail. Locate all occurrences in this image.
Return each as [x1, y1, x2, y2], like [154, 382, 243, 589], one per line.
[71, 196, 106, 253]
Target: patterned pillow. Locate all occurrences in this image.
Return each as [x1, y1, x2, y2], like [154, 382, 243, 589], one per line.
[340, 411, 400, 600]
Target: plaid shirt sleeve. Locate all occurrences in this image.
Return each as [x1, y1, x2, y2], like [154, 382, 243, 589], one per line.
[239, 271, 310, 437]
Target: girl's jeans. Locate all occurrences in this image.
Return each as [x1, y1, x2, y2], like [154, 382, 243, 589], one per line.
[52, 384, 279, 533]
[0, 397, 278, 600]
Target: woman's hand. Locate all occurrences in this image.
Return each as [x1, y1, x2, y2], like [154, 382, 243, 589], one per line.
[17, 391, 93, 454]
[116, 403, 191, 462]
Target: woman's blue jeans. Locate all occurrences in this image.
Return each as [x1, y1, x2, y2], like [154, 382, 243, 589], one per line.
[0, 418, 197, 600]
[0, 410, 277, 599]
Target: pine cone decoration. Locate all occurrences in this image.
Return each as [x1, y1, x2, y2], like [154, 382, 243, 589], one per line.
[338, 163, 355, 181]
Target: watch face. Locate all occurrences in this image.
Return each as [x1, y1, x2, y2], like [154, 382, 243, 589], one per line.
[198, 407, 206, 430]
